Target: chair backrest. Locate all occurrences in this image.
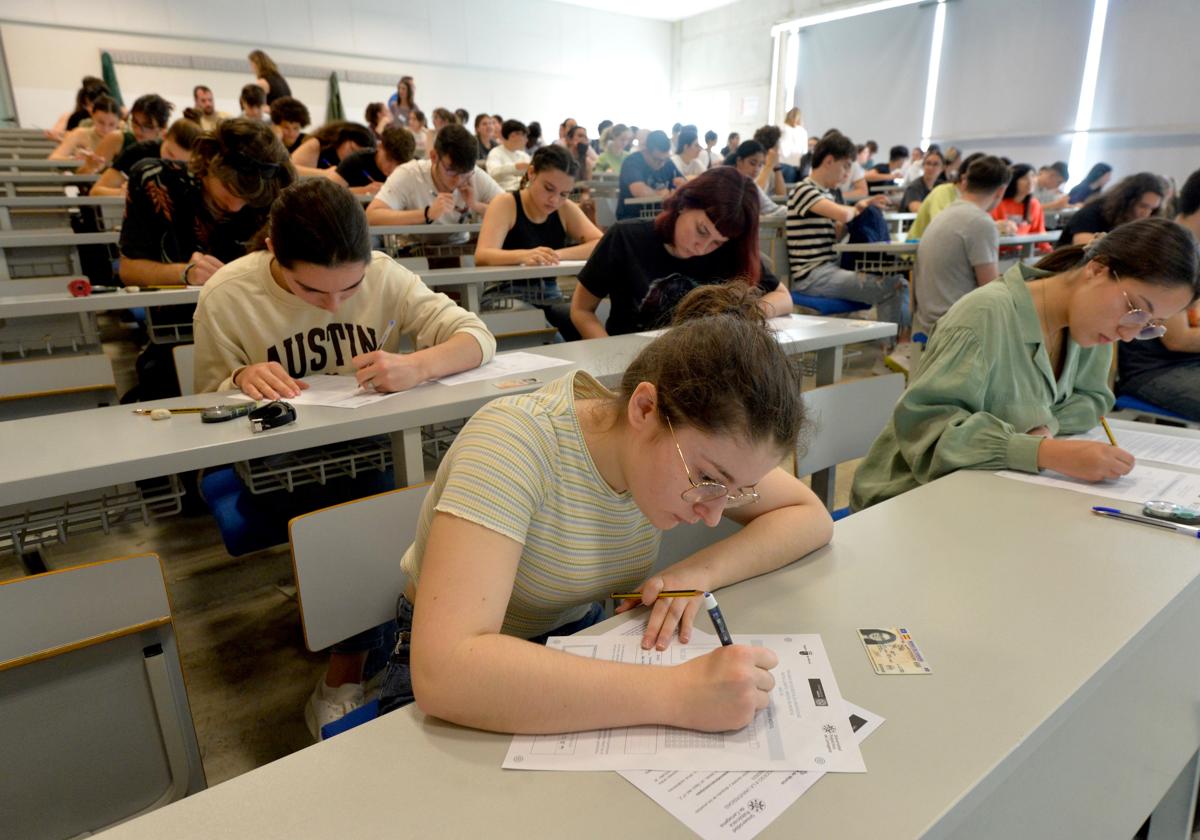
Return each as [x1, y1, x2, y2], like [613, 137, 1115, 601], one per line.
[796, 374, 905, 476]
[173, 342, 196, 396]
[289, 483, 431, 651]
[654, 517, 743, 576]
[0, 554, 205, 838]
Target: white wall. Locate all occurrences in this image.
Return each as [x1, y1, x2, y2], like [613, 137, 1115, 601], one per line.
[0, 0, 671, 135]
[673, 0, 872, 146]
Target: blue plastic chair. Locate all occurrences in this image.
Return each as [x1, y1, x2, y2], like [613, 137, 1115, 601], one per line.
[321, 698, 380, 739]
[790, 291, 871, 316]
[1113, 394, 1186, 421]
[201, 466, 396, 557]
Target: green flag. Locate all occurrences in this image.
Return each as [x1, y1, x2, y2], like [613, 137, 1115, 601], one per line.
[326, 72, 344, 122]
[100, 51, 123, 107]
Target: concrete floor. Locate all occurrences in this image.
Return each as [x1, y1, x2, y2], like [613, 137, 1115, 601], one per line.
[0, 318, 878, 788]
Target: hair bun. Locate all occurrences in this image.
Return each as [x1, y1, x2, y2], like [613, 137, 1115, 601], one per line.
[670, 282, 766, 326]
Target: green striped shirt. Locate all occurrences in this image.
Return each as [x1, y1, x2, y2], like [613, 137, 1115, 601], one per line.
[401, 371, 661, 638]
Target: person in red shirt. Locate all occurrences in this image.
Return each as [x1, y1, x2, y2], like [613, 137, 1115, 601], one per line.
[991, 163, 1051, 255]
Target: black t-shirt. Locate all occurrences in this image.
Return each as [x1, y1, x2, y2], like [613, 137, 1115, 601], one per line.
[1057, 200, 1108, 247]
[576, 219, 780, 335]
[262, 73, 291, 104]
[286, 132, 307, 154]
[336, 149, 385, 187]
[617, 152, 681, 220]
[1118, 337, 1198, 386]
[112, 139, 162, 176]
[119, 158, 269, 265]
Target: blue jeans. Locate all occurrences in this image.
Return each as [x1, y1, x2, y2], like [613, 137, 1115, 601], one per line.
[1120, 365, 1200, 421]
[377, 598, 605, 715]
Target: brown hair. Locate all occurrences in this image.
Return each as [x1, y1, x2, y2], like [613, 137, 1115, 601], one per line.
[654, 167, 762, 284]
[615, 284, 806, 453]
[1034, 217, 1200, 300]
[165, 118, 202, 151]
[248, 49, 279, 77]
[190, 117, 296, 207]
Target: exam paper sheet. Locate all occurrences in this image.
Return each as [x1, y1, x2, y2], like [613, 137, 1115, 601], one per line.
[638, 316, 828, 343]
[502, 633, 865, 773]
[620, 703, 883, 840]
[435, 352, 573, 386]
[230, 374, 403, 409]
[1071, 427, 1200, 470]
[995, 463, 1200, 506]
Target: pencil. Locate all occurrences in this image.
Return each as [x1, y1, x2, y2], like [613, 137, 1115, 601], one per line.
[1099, 416, 1118, 447]
[610, 590, 702, 600]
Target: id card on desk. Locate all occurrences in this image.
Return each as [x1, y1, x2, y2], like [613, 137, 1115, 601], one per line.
[858, 627, 932, 674]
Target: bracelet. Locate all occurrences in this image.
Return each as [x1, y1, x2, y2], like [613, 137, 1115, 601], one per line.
[181, 262, 196, 285]
[423, 206, 432, 225]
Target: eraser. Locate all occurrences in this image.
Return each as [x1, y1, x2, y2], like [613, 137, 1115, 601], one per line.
[149, 408, 172, 420]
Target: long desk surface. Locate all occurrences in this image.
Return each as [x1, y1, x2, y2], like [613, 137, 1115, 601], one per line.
[0, 316, 896, 508]
[0, 263, 587, 319]
[96, 425, 1200, 838]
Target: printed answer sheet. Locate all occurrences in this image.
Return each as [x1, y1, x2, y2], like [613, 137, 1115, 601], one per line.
[996, 464, 1200, 505]
[502, 633, 865, 773]
[435, 352, 573, 386]
[230, 374, 404, 409]
[638, 316, 829, 343]
[620, 703, 883, 840]
[1070, 427, 1200, 470]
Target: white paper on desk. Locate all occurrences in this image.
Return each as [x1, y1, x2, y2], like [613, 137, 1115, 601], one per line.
[597, 612, 717, 643]
[996, 464, 1200, 506]
[502, 634, 865, 773]
[435, 352, 573, 386]
[228, 374, 401, 409]
[620, 702, 883, 840]
[1069, 427, 1200, 470]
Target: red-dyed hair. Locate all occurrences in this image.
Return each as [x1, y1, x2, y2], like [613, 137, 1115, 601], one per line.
[653, 167, 761, 285]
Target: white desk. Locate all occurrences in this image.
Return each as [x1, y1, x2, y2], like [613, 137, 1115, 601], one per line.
[96, 434, 1200, 838]
[0, 317, 895, 508]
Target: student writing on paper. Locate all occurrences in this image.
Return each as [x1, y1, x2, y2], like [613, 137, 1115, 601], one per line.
[572, 166, 790, 337]
[1115, 169, 1200, 420]
[474, 144, 603, 313]
[851, 219, 1200, 509]
[371, 284, 831, 734]
[90, 118, 200, 197]
[290, 121, 376, 180]
[192, 178, 495, 398]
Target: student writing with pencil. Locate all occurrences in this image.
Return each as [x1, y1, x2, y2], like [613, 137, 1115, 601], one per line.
[192, 179, 495, 740]
[852, 218, 1200, 509]
[374, 284, 833, 733]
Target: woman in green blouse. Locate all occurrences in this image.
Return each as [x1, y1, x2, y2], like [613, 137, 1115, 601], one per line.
[852, 217, 1200, 509]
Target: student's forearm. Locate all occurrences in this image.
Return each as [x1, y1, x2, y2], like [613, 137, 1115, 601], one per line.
[413, 633, 680, 734]
[366, 206, 427, 225]
[119, 257, 188, 287]
[408, 332, 485, 380]
[473, 247, 524, 266]
[556, 241, 599, 261]
[759, 285, 793, 319]
[628, 182, 657, 197]
[571, 307, 608, 339]
[671, 503, 833, 594]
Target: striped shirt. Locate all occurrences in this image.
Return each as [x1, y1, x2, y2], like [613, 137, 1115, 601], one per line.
[400, 371, 661, 638]
[786, 178, 843, 280]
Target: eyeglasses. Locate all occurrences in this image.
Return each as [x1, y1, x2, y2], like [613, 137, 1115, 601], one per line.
[665, 416, 759, 509]
[1115, 271, 1168, 340]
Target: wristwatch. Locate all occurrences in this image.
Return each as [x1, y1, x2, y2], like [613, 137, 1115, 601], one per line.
[181, 262, 196, 285]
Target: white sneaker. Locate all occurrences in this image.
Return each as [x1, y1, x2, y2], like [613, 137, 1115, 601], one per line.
[304, 678, 365, 741]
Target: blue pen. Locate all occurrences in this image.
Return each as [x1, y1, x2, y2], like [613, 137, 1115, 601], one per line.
[1091, 506, 1200, 538]
[703, 592, 734, 645]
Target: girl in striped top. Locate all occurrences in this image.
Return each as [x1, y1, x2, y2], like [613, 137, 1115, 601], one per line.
[378, 285, 834, 734]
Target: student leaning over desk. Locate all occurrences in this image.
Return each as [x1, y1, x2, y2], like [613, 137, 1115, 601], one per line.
[850, 218, 1200, 510]
[192, 178, 495, 399]
[372, 284, 833, 733]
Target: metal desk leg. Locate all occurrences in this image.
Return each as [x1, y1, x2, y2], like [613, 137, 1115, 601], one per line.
[809, 346, 844, 509]
[390, 427, 425, 487]
[1147, 747, 1199, 840]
